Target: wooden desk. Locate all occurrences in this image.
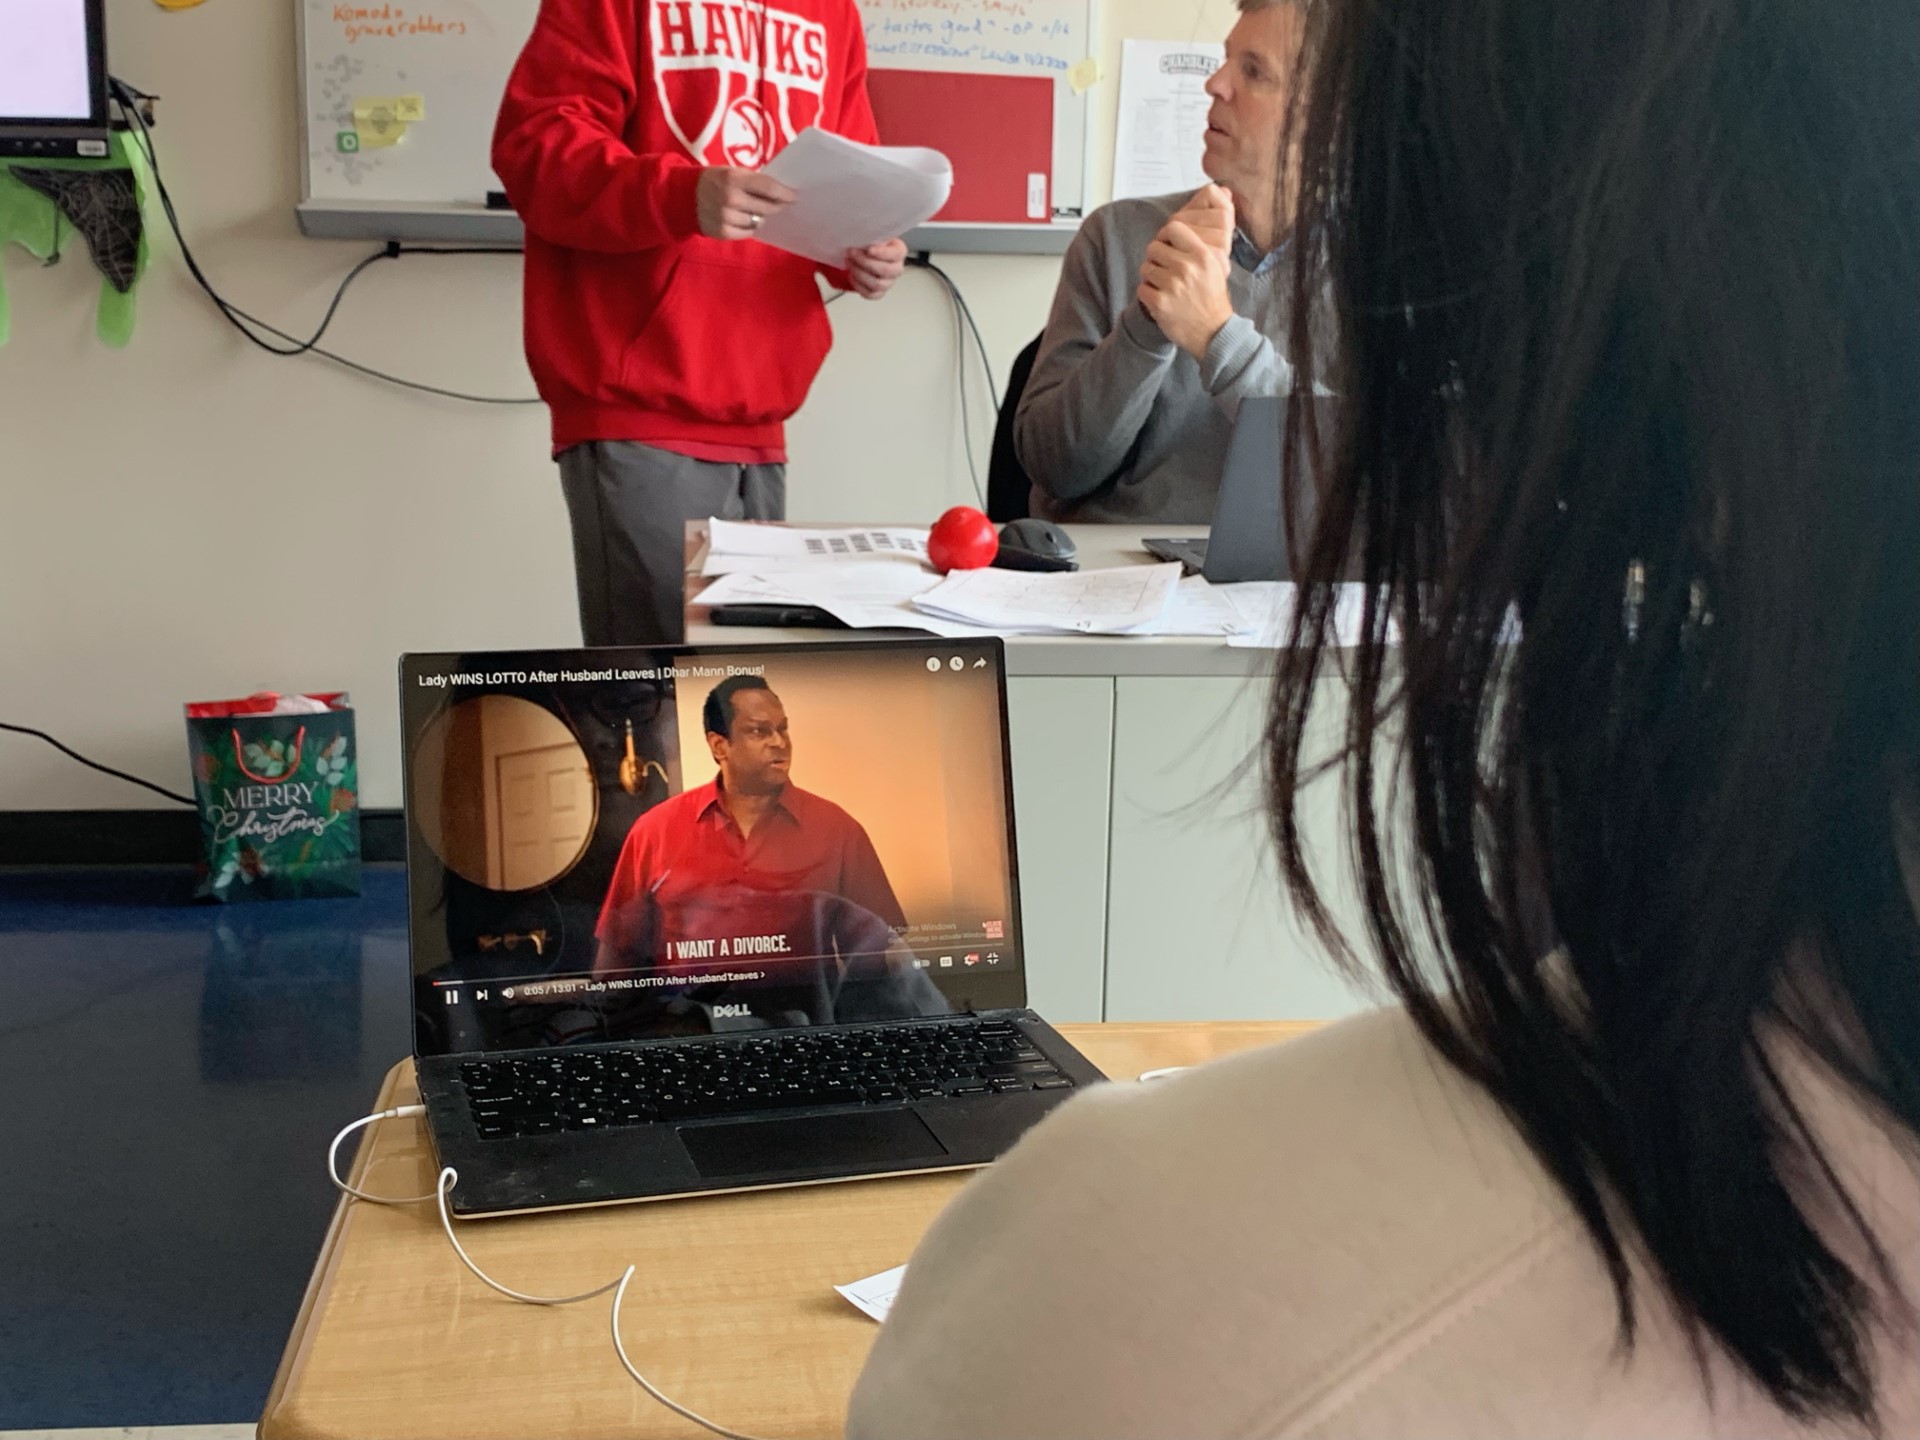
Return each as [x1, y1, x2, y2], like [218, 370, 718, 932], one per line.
[259, 1021, 1316, 1440]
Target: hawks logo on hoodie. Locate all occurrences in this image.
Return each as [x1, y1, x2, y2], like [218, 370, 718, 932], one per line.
[651, 0, 829, 168]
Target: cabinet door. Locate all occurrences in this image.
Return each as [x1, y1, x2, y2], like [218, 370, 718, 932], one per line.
[1006, 676, 1113, 1022]
[1105, 675, 1381, 1021]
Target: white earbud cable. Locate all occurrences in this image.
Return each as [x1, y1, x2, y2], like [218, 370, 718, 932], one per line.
[324, 1107, 787, 1438]
[431, 1167, 625, 1306]
[327, 1106, 440, 1203]
[611, 1267, 777, 1440]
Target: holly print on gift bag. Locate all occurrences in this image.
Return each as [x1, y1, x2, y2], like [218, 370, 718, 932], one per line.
[184, 693, 362, 902]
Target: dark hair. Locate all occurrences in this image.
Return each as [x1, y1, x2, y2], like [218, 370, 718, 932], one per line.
[703, 675, 773, 739]
[1272, 0, 1920, 1425]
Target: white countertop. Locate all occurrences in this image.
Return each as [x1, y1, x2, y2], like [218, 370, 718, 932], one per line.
[683, 522, 1282, 678]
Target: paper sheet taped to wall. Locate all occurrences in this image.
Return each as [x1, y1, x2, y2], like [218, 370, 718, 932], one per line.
[1113, 40, 1224, 202]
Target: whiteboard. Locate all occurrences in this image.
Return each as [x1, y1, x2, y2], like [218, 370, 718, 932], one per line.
[858, 0, 1091, 217]
[302, 0, 535, 207]
[298, 0, 1093, 249]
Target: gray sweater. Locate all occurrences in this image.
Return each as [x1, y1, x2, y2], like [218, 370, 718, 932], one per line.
[1014, 190, 1296, 525]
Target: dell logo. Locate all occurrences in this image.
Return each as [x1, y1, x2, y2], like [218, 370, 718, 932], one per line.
[711, 1003, 752, 1019]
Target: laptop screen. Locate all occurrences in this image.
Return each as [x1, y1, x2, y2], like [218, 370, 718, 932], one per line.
[400, 639, 1026, 1056]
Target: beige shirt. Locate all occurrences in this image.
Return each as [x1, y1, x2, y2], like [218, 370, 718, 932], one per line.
[847, 1006, 1920, 1439]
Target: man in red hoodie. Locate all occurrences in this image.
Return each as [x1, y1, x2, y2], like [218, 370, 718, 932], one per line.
[494, 0, 908, 646]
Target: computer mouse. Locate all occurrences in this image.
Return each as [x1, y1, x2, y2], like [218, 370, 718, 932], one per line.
[998, 518, 1077, 563]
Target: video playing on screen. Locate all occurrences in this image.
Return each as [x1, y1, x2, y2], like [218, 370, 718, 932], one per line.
[0, 0, 95, 121]
[403, 641, 1024, 1054]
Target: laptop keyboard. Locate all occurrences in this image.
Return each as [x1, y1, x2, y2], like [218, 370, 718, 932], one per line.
[456, 1017, 1071, 1140]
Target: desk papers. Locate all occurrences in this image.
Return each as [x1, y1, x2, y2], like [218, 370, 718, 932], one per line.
[835, 1264, 908, 1323]
[1133, 575, 1262, 636]
[701, 520, 930, 575]
[755, 129, 953, 266]
[913, 563, 1183, 635]
[1222, 582, 1399, 648]
[700, 565, 986, 637]
[698, 524, 1397, 643]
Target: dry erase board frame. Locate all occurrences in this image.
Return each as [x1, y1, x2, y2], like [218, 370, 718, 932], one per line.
[294, 0, 1093, 254]
[295, 199, 1082, 253]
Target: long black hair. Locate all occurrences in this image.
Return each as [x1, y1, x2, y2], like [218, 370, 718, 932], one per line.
[1269, 0, 1920, 1423]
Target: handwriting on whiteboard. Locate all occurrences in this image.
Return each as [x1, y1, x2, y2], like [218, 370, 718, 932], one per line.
[863, 0, 1076, 72]
[329, 4, 473, 45]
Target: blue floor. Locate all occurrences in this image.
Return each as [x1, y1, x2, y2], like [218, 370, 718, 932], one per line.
[0, 865, 413, 1430]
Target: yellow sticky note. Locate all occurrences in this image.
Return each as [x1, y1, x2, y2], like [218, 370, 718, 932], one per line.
[353, 95, 426, 123]
[354, 121, 406, 149]
[1068, 57, 1101, 94]
[352, 98, 409, 147]
[353, 98, 412, 146]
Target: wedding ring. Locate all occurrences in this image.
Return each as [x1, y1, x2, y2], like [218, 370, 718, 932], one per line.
[748, 212, 762, 229]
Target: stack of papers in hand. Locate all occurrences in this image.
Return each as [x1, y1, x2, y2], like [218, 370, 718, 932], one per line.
[755, 128, 954, 267]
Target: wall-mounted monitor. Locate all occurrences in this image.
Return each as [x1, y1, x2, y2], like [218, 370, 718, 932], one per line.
[0, 0, 110, 159]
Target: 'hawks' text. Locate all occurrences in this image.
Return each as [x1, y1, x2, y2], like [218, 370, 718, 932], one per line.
[653, 0, 828, 85]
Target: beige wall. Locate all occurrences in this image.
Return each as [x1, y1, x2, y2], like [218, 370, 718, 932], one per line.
[0, 0, 1236, 812]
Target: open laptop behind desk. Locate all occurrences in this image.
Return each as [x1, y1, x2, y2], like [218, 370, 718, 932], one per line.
[401, 638, 1104, 1216]
[1144, 395, 1339, 582]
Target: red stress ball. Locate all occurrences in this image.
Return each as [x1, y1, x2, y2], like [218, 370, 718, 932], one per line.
[927, 506, 999, 572]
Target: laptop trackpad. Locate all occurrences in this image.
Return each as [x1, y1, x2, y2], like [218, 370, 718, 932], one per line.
[679, 1109, 949, 1180]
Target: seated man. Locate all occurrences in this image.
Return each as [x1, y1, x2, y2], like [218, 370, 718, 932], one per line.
[1014, 0, 1310, 523]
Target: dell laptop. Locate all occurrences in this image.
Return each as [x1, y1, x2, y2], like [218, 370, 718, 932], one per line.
[1145, 394, 1342, 583]
[401, 637, 1105, 1216]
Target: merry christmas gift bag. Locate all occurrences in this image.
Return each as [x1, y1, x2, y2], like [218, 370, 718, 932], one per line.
[184, 692, 361, 902]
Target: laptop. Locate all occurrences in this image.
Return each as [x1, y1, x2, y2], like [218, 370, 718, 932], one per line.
[400, 637, 1106, 1216]
[1144, 395, 1342, 583]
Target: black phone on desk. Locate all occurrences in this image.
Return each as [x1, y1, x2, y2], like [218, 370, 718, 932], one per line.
[1142, 535, 1208, 575]
[709, 604, 848, 629]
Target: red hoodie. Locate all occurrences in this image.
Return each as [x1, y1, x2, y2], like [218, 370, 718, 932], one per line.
[493, 0, 879, 459]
